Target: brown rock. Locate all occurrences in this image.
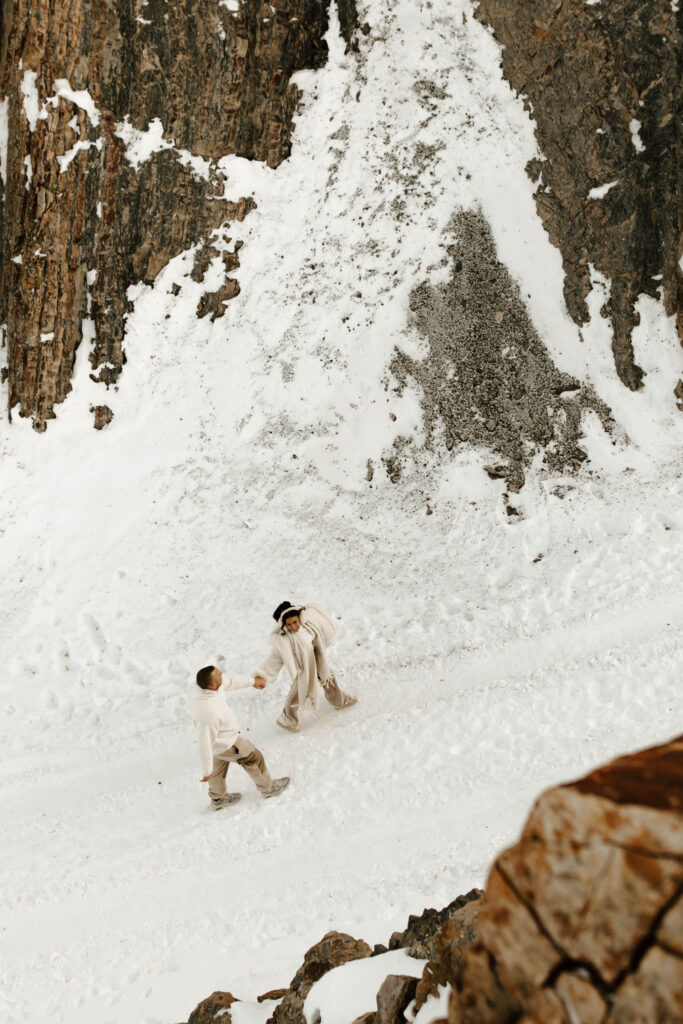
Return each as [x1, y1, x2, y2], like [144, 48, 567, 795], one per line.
[268, 931, 372, 1024]
[475, 864, 560, 988]
[388, 889, 482, 958]
[376, 975, 418, 1024]
[1, 0, 355, 429]
[257, 988, 289, 1003]
[447, 944, 521, 1023]
[414, 894, 482, 1011]
[605, 943, 683, 1023]
[493, 740, 683, 985]
[554, 972, 605, 1024]
[351, 1015, 376, 1024]
[475, 0, 681, 398]
[568, 735, 683, 812]
[448, 736, 683, 1023]
[658, 896, 683, 957]
[187, 990, 239, 1024]
[448, 943, 576, 1024]
[91, 404, 114, 430]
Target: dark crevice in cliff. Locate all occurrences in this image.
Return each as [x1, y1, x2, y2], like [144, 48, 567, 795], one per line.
[611, 884, 683, 994]
[495, 863, 568, 966]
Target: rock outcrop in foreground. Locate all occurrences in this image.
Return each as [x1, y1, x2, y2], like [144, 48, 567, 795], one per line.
[476, 0, 682, 399]
[180, 736, 682, 1024]
[449, 734, 683, 1023]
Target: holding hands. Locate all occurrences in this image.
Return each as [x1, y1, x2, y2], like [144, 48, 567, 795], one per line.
[253, 676, 267, 689]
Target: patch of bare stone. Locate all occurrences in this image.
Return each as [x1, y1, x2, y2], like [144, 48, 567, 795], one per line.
[388, 211, 614, 493]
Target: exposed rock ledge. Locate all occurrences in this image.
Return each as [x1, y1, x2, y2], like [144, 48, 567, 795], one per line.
[475, 0, 682, 403]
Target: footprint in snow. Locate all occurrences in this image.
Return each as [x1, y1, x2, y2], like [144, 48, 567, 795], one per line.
[81, 613, 108, 655]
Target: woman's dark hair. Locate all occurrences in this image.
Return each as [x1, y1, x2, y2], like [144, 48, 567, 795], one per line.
[273, 600, 295, 621]
[196, 665, 217, 689]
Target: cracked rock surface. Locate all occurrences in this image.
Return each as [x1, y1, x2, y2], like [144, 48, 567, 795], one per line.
[448, 734, 683, 1023]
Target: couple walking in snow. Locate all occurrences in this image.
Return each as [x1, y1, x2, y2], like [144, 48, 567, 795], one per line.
[191, 601, 358, 811]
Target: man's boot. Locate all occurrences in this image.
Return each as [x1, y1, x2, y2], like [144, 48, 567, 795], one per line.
[262, 777, 290, 799]
[211, 793, 243, 811]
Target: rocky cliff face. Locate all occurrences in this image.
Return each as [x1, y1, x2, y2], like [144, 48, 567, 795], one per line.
[2, 0, 678, 442]
[475, 0, 682, 399]
[0, 0, 354, 430]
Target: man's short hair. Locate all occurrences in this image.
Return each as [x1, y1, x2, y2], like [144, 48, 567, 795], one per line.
[196, 665, 217, 689]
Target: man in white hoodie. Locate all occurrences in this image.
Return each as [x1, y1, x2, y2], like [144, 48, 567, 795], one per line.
[192, 665, 290, 811]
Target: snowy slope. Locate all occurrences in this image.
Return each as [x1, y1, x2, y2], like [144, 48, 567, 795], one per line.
[1, 2, 682, 1023]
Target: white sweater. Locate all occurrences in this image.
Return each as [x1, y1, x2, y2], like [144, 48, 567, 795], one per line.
[191, 674, 254, 776]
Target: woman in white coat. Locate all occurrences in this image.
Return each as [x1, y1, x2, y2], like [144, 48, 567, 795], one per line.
[254, 601, 357, 732]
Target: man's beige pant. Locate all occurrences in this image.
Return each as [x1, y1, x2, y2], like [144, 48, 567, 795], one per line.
[277, 674, 354, 730]
[207, 736, 273, 800]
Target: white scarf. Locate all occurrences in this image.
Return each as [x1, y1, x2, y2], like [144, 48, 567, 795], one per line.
[288, 624, 314, 671]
